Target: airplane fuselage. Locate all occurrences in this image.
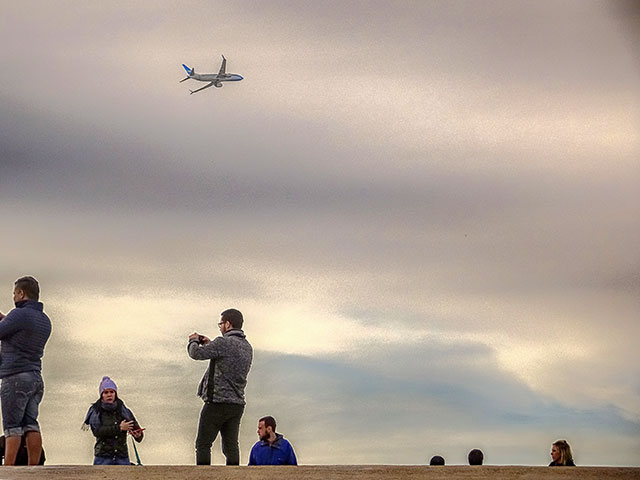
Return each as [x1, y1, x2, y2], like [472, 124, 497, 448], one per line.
[190, 73, 243, 82]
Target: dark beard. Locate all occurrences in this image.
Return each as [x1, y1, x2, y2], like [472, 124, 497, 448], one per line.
[260, 433, 270, 442]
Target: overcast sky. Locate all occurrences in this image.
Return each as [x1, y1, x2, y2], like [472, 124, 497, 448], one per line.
[1, 0, 639, 466]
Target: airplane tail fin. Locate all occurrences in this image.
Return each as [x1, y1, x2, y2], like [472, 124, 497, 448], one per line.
[182, 64, 194, 76]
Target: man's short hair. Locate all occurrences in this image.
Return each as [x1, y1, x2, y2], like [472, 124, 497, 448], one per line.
[429, 455, 445, 465]
[259, 416, 276, 432]
[14, 276, 39, 301]
[468, 448, 484, 465]
[221, 308, 243, 329]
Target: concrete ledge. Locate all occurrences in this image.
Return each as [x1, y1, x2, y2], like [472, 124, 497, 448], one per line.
[0, 465, 637, 480]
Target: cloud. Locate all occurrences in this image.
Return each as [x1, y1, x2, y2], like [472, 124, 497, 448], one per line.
[245, 344, 640, 465]
[30, 292, 639, 465]
[45, 331, 639, 465]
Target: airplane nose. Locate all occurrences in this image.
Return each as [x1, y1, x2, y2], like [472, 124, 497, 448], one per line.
[236, 75, 243, 81]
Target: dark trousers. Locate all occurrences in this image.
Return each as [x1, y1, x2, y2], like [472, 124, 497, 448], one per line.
[195, 402, 244, 465]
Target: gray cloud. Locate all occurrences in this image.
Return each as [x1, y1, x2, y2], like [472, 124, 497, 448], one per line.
[245, 345, 640, 465]
[40, 328, 640, 465]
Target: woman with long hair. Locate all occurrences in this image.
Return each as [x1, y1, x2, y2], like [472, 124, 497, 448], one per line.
[549, 439, 575, 466]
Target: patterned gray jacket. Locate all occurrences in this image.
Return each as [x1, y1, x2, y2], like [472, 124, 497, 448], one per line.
[188, 329, 253, 405]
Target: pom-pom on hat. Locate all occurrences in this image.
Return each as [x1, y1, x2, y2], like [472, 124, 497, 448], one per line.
[99, 376, 117, 395]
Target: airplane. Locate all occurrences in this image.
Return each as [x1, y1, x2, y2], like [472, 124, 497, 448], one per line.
[180, 55, 243, 94]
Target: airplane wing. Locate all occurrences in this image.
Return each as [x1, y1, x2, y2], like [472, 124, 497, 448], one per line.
[218, 55, 227, 75]
[189, 81, 218, 94]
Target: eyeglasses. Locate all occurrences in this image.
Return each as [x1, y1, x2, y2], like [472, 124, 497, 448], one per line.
[218, 321, 227, 327]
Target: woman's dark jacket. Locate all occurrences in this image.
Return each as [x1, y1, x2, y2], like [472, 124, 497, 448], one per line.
[84, 398, 142, 459]
[549, 459, 576, 466]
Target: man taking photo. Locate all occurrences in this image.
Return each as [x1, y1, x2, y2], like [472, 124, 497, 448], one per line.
[187, 308, 252, 465]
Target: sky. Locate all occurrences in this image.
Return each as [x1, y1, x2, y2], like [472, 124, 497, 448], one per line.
[1, 0, 639, 467]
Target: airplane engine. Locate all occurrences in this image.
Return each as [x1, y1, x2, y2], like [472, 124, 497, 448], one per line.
[214, 83, 223, 88]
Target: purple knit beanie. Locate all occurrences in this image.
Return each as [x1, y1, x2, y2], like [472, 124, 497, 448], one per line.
[99, 376, 118, 395]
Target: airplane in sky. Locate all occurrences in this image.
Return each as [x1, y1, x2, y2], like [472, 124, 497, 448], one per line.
[180, 55, 243, 94]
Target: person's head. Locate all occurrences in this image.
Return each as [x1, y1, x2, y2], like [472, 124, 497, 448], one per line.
[257, 415, 277, 441]
[429, 455, 445, 465]
[468, 449, 484, 465]
[13, 276, 40, 303]
[219, 308, 243, 333]
[551, 440, 573, 465]
[99, 376, 118, 404]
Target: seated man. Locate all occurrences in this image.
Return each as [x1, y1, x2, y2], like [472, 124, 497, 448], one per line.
[0, 435, 45, 465]
[248, 416, 297, 465]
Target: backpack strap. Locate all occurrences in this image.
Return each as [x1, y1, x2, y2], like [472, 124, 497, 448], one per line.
[205, 358, 216, 403]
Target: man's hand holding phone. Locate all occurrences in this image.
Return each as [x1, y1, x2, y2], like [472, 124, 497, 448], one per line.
[189, 332, 210, 344]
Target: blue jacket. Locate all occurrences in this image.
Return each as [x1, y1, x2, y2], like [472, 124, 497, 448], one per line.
[249, 434, 297, 465]
[0, 300, 52, 378]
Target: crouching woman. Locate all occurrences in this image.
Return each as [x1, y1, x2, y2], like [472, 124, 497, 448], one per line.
[83, 376, 143, 465]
